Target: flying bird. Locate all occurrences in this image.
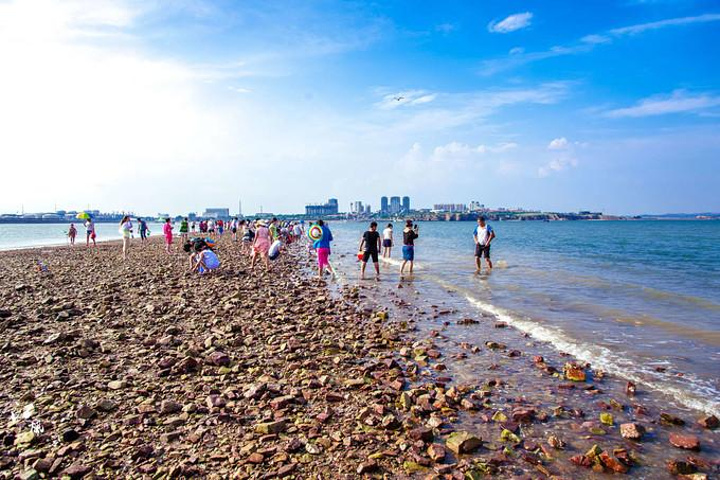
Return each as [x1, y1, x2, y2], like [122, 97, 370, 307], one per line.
[393, 96, 404, 101]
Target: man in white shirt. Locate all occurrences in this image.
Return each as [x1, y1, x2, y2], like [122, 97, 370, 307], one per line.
[382, 223, 394, 258]
[473, 216, 495, 273]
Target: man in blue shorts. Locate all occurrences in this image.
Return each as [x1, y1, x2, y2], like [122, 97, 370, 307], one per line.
[473, 216, 495, 273]
[400, 220, 419, 276]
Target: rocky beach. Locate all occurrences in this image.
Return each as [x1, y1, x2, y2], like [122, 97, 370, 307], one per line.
[1, 237, 718, 479]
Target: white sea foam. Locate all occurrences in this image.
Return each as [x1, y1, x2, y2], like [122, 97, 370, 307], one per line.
[463, 294, 720, 417]
[380, 257, 424, 270]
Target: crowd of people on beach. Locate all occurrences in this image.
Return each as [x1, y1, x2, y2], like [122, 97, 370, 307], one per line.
[64, 214, 496, 279]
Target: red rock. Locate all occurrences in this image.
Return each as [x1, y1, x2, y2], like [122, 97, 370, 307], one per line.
[160, 400, 182, 415]
[408, 427, 433, 442]
[569, 455, 592, 468]
[247, 453, 264, 464]
[599, 452, 628, 473]
[269, 395, 294, 410]
[356, 461, 378, 474]
[207, 351, 230, 366]
[158, 356, 176, 369]
[325, 392, 344, 402]
[175, 356, 198, 373]
[75, 405, 96, 420]
[206, 395, 226, 409]
[511, 408, 536, 423]
[276, 464, 297, 476]
[383, 358, 400, 369]
[698, 415, 718, 429]
[388, 379, 405, 391]
[61, 463, 92, 479]
[427, 444, 445, 462]
[669, 433, 700, 450]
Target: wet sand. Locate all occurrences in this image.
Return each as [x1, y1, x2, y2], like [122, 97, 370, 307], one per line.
[0, 237, 718, 479]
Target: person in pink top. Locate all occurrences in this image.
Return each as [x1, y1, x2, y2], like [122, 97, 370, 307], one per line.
[251, 220, 271, 271]
[163, 218, 173, 254]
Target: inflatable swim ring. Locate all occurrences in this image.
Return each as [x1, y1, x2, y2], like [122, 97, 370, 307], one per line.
[307, 225, 323, 242]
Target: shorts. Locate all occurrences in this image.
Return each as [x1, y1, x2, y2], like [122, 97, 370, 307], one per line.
[362, 250, 379, 263]
[165, 235, 173, 244]
[317, 247, 330, 268]
[232, 228, 237, 233]
[402, 245, 414, 261]
[475, 244, 491, 259]
[382, 239, 392, 248]
[218, 227, 224, 234]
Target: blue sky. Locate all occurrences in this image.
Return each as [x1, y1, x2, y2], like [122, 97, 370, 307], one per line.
[1, 0, 718, 215]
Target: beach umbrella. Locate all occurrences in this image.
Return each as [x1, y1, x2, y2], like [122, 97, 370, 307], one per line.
[76, 212, 92, 220]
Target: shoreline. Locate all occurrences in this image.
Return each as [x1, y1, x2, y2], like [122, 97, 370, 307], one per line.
[0, 238, 718, 478]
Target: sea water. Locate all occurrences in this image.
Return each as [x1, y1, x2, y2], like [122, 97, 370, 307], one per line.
[0, 222, 166, 250]
[326, 220, 720, 416]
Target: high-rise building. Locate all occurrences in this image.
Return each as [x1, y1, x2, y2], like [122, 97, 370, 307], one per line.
[350, 201, 364, 214]
[203, 208, 230, 218]
[365, 204, 371, 214]
[305, 198, 339, 217]
[469, 201, 485, 211]
[402, 196, 410, 213]
[390, 196, 401, 215]
[380, 196, 389, 214]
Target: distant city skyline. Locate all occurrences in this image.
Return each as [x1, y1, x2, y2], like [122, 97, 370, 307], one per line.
[1, 1, 719, 216]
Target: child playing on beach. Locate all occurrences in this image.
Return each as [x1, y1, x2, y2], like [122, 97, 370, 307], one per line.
[382, 223, 393, 258]
[138, 218, 150, 245]
[400, 220, 419, 276]
[241, 222, 254, 256]
[190, 240, 220, 274]
[85, 219, 96, 247]
[179, 218, 189, 243]
[119, 215, 133, 260]
[359, 221, 382, 280]
[251, 220, 272, 271]
[163, 218, 173, 254]
[68, 223, 77, 246]
[314, 220, 335, 279]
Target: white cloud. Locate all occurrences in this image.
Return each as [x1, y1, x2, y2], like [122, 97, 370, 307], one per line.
[610, 13, 720, 36]
[581, 34, 611, 44]
[548, 137, 569, 150]
[488, 12, 533, 34]
[538, 157, 578, 177]
[605, 90, 720, 118]
[376, 90, 438, 109]
[422, 141, 518, 163]
[229, 87, 253, 94]
[481, 13, 720, 75]
[509, 47, 525, 55]
[435, 23, 456, 34]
